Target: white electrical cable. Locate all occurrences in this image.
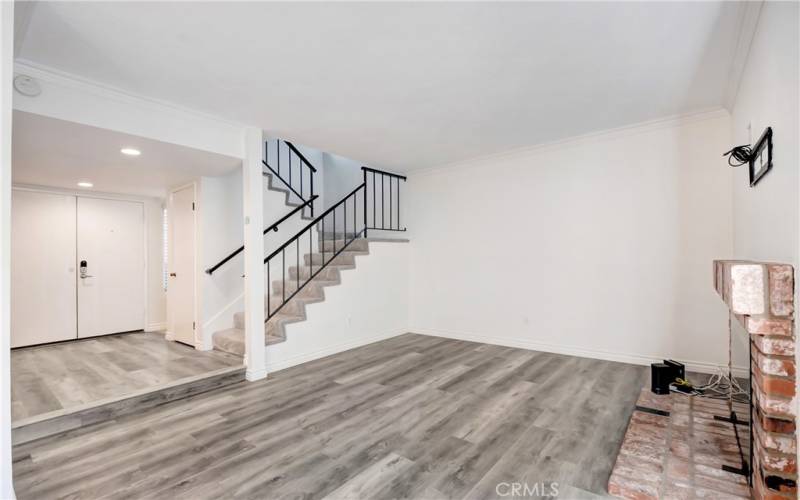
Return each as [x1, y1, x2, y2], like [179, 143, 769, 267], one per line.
[691, 366, 749, 403]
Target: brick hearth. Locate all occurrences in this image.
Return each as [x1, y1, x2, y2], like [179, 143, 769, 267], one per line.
[608, 388, 751, 499]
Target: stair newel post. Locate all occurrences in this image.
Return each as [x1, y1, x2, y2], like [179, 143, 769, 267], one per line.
[362, 168, 368, 238]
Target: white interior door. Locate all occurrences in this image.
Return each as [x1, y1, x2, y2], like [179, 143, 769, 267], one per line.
[77, 197, 145, 338]
[168, 185, 195, 346]
[11, 190, 77, 348]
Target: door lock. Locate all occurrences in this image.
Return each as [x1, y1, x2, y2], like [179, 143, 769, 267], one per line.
[79, 260, 93, 279]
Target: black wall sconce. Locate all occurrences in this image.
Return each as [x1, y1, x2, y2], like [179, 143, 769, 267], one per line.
[723, 126, 773, 187]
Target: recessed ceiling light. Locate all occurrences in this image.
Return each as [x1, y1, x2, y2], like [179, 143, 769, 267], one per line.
[77, 182, 93, 188]
[120, 148, 141, 156]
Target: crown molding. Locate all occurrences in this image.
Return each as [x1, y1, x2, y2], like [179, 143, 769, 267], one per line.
[409, 107, 730, 178]
[13, 59, 246, 130]
[723, 0, 764, 111]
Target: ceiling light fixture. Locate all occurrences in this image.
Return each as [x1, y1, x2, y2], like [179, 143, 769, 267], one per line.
[120, 148, 141, 156]
[77, 182, 93, 188]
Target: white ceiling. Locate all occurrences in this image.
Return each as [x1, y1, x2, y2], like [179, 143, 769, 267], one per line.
[12, 111, 241, 198]
[15, 2, 743, 171]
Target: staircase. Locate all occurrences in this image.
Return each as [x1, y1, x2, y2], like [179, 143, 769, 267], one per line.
[207, 138, 407, 358]
[212, 238, 370, 356]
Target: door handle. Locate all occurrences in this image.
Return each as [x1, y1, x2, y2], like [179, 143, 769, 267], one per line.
[169, 272, 177, 277]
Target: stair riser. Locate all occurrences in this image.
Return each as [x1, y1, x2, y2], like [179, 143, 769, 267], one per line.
[287, 266, 342, 281]
[233, 297, 311, 329]
[271, 282, 327, 300]
[318, 239, 369, 253]
[267, 298, 305, 317]
[304, 253, 358, 267]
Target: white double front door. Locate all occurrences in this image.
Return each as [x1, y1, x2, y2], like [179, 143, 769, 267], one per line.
[11, 190, 145, 348]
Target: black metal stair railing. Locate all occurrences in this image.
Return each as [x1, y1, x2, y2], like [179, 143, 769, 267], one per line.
[265, 182, 366, 320]
[204, 195, 318, 275]
[362, 166, 407, 234]
[264, 139, 317, 218]
[265, 166, 407, 321]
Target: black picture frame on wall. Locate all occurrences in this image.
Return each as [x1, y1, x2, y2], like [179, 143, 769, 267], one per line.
[749, 127, 773, 187]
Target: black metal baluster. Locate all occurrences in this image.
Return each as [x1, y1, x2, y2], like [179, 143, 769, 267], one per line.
[289, 152, 292, 198]
[296, 238, 299, 294]
[309, 230, 313, 282]
[333, 209, 336, 258]
[267, 260, 271, 318]
[310, 171, 315, 218]
[344, 198, 347, 245]
[282, 248, 286, 303]
[321, 217, 325, 270]
[397, 178, 401, 230]
[382, 173, 385, 229]
[363, 171, 368, 238]
[353, 194, 357, 240]
[372, 172, 376, 229]
[389, 177, 393, 230]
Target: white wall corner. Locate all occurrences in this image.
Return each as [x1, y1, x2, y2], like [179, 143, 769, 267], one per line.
[242, 127, 267, 381]
[722, 0, 764, 111]
[1, 1, 16, 498]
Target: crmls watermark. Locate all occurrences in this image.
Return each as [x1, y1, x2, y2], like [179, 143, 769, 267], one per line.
[495, 481, 560, 497]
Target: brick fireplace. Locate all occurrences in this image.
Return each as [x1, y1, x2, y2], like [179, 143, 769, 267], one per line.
[714, 260, 797, 499]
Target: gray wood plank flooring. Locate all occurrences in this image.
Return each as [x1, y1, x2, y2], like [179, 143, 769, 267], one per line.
[12, 333, 646, 499]
[11, 331, 243, 421]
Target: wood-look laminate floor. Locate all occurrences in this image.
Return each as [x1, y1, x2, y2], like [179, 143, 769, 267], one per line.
[11, 331, 243, 421]
[12, 333, 647, 499]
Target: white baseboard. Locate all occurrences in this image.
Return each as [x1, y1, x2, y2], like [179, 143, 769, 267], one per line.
[411, 327, 749, 379]
[246, 368, 268, 381]
[264, 327, 407, 373]
[144, 322, 167, 333]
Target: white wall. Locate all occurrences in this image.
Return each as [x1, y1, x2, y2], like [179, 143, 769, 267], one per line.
[727, 0, 799, 442]
[0, 0, 13, 496]
[730, 2, 799, 266]
[266, 241, 409, 372]
[198, 170, 244, 348]
[408, 110, 736, 374]
[323, 152, 362, 210]
[143, 198, 167, 330]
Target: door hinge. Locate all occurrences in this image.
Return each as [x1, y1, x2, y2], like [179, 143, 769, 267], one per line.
[192, 202, 195, 211]
[193, 321, 196, 330]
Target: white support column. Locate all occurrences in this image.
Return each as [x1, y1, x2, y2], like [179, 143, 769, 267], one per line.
[0, 2, 15, 498]
[242, 127, 267, 381]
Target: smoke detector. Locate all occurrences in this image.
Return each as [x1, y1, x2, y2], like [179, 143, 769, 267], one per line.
[13, 75, 41, 97]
